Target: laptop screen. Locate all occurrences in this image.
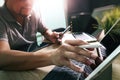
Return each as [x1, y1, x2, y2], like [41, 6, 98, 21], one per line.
[100, 18, 120, 56]
[84, 18, 120, 80]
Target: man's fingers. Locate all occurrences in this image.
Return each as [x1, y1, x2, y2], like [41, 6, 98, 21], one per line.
[64, 39, 87, 46]
[64, 52, 93, 65]
[63, 40, 95, 51]
[63, 60, 84, 73]
[60, 43, 97, 59]
[53, 31, 59, 38]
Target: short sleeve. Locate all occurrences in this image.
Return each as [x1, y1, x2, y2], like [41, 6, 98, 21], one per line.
[32, 12, 48, 35]
[0, 18, 8, 41]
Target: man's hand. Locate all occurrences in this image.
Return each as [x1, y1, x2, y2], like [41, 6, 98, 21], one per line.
[50, 40, 98, 72]
[44, 29, 62, 43]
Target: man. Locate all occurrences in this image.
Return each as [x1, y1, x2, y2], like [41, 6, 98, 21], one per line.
[0, 0, 97, 79]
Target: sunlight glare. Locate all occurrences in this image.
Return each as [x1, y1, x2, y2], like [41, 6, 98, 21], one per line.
[33, 0, 66, 29]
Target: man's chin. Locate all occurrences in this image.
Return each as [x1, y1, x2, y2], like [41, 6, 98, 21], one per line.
[20, 11, 32, 17]
[20, 13, 31, 17]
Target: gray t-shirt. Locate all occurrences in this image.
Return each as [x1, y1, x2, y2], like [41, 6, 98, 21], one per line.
[0, 5, 48, 50]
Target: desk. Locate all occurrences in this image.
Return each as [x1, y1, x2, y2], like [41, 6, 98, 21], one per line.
[0, 33, 119, 80]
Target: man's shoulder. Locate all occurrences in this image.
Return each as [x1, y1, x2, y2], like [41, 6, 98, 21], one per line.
[32, 10, 42, 18]
[30, 11, 41, 23]
[0, 6, 9, 27]
[0, 7, 5, 22]
[0, 5, 6, 13]
[0, 5, 7, 19]
[0, 6, 4, 15]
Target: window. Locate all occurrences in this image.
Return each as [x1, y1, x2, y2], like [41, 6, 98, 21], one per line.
[0, 0, 4, 6]
[34, 0, 67, 29]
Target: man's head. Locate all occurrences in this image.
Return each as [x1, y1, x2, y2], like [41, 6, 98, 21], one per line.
[5, 0, 35, 17]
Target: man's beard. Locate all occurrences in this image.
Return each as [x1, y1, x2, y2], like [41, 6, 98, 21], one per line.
[18, 7, 32, 17]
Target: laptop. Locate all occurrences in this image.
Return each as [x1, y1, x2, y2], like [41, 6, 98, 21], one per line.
[85, 45, 120, 80]
[72, 18, 120, 80]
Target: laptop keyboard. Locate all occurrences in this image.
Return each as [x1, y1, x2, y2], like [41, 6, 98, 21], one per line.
[72, 32, 97, 42]
[99, 47, 107, 58]
[43, 60, 89, 80]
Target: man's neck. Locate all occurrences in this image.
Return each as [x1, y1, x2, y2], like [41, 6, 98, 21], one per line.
[14, 15, 25, 26]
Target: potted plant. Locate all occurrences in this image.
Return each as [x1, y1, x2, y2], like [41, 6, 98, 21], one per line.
[95, 6, 120, 33]
[94, 6, 120, 41]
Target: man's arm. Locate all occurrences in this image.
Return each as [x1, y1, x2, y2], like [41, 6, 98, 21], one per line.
[0, 40, 53, 70]
[0, 40, 98, 72]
